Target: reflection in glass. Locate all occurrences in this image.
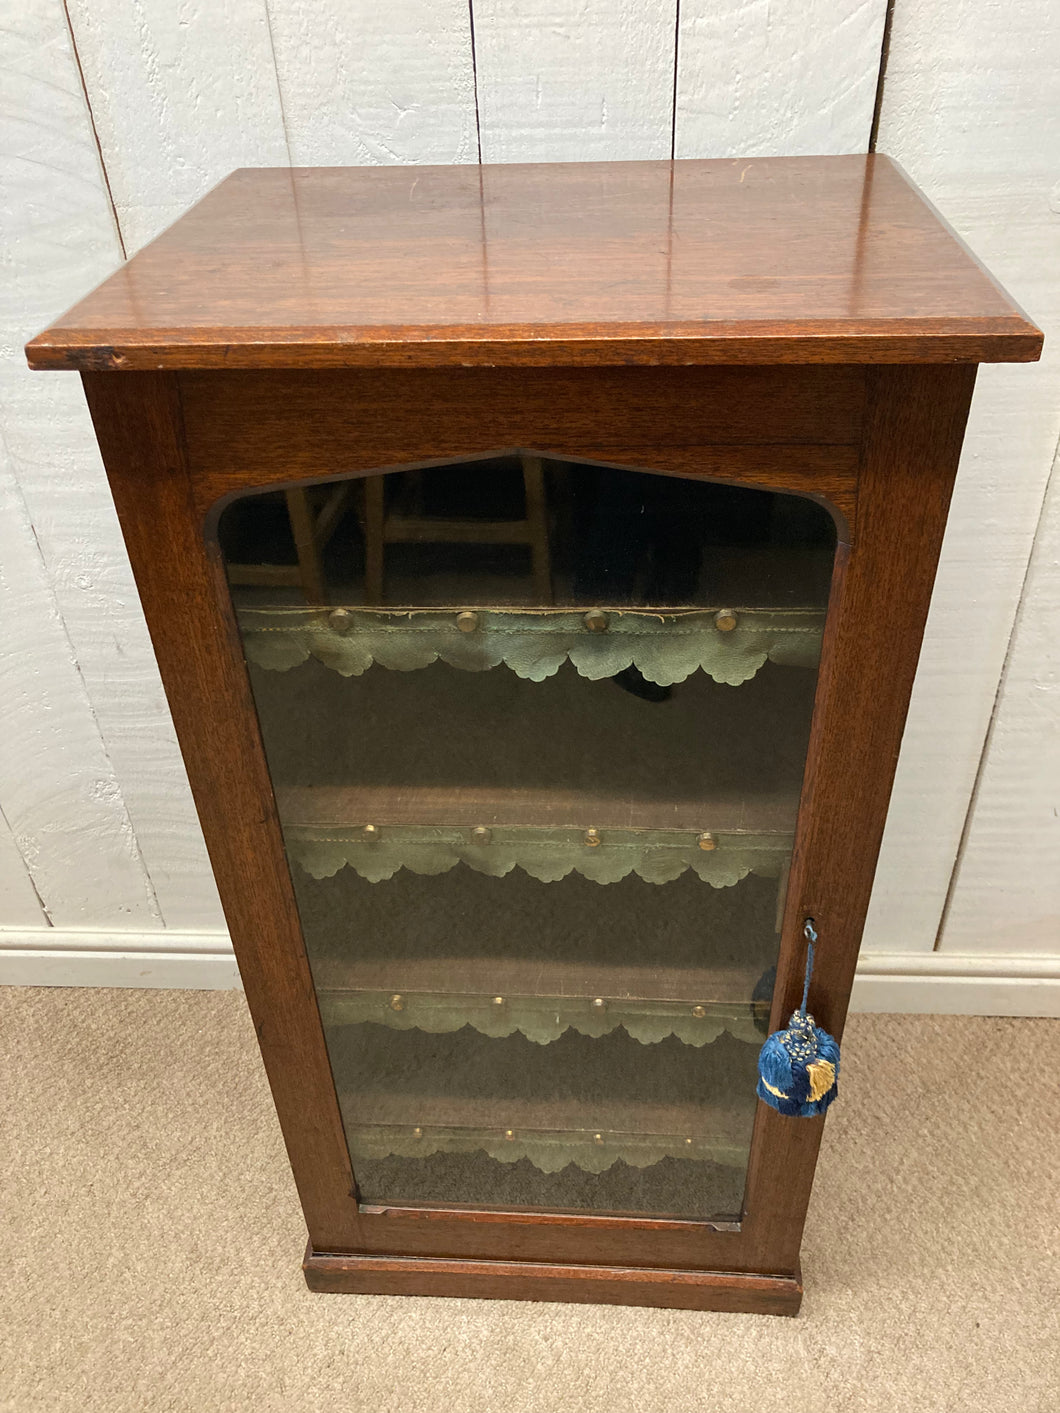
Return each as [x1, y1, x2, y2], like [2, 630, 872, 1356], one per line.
[219, 454, 835, 1220]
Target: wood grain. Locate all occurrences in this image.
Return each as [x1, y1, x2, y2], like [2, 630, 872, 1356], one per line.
[744, 363, 978, 1271]
[303, 1247, 803, 1313]
[27, 157, 1042, 371]
[59, 153, 1004, 1307]
[80, 370, 362, 1250]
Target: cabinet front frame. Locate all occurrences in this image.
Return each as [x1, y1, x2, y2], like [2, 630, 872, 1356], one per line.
[81, 361, 976, 1299]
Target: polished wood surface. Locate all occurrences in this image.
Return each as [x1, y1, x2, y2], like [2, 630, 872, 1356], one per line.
[74, 359, 979, 1305]
[181, 365, 863, 534]
[58, 154, 1008, 1306]
[28, 156, 1040, 370]
[302, 1248, 803, 1314]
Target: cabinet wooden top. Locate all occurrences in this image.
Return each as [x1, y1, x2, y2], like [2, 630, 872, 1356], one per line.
[27, 155, 1041, 371]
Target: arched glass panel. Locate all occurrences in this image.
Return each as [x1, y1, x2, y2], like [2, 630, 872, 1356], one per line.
[218, 453, 836, 1221]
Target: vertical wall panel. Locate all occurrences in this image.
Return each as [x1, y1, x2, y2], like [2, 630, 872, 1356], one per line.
[942, 447, 1060, 953]
[863, 0, 1060, 954]
[473, 1, 677, 163]
[674, 0, 887, 158]
[1, 2, 224, 929]
[63, 0, 289, 253]
[0, 428, 156, 927]
[0, 809, 47, 929]
[268, 0, 477, 165]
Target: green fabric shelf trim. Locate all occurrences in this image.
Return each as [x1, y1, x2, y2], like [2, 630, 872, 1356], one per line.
[239, 605, 824, 686]
[285, 824, 790, 886]
[345, 1123, 748, 1175]
[319, 989, 768, 1048]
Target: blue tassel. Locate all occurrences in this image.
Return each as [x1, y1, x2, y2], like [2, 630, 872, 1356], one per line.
[756, 921, 840, 1118]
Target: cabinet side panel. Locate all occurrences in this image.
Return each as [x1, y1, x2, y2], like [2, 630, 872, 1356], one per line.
[80, 371, 362, 1251]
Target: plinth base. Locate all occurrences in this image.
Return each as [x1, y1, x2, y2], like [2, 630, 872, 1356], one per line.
[303, 1246, 802, 1315]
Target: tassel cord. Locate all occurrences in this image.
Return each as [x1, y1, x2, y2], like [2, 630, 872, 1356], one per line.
[801, 919, 817, 1016]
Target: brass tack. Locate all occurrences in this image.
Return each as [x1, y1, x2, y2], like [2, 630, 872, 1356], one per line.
[456, 610, 479, 633]
[363, 823, 380, 840]
[584, 828, 601, 847]
[504, 1129, 515, 1141]
[591, 997, 607, 1011]
[471, 826, 492, 844]
[697, 831, 716, 851]
[583, 609, 609, 633]
[713, 608, 738, 633]
[691, 1004, 707, 1019]
[685, 1137, 694, 1146]
[492, 996, 505, 1008]
[412, 1126, 423, 1139]
[389, 994, 405, 1012]
[594, 1133, 604, 1146]
[328, 607, 353, 633]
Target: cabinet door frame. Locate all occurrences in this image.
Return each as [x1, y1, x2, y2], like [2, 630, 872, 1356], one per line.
[81, 361, 975, 1312]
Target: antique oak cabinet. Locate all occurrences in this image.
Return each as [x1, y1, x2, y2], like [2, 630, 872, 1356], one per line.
[28, 156, 1041, 1315]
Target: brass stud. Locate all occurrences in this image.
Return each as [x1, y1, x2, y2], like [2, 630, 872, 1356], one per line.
[713, 608, 738, 633]
[685, 1137, 694, 1146]
[504, 1129, 515, 1141]
[412, 1126, 423, 1139]
[363, 823, 380, 841]
[593, 1133, 604, 1146]
[591, 997, 607, 1011]
[584, 828, 601, 847]
[456, 610, 479, 634]
[492, 995, 505, 1008]
[691, 1004, 707, 1019]
[389, 994, 405, 1012]
[328, 607, 353, 633]
[697, 831, 716, 852]
[583, 609, 609, 633]
[471, 826, 492, 844]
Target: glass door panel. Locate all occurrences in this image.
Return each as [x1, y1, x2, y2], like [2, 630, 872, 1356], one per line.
[218, 454, 836, 1222]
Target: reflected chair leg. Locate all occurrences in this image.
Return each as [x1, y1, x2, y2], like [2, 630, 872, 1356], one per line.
[286, 488, 327, 605]
[363, 475, 386, 605]
[521, 454, 552, 604]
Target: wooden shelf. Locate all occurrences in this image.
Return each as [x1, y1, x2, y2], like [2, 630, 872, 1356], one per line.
[315, 953, 771, 1047]
[277, 783, 798, 835]
[339, 1092, 752, 1175]
[314, 954, 761, 1000]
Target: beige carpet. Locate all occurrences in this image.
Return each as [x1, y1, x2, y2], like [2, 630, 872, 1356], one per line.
[1, 988, 1056, 1413]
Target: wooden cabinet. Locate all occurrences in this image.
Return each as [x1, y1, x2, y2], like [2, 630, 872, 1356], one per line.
[28, 155, 1041, 1315]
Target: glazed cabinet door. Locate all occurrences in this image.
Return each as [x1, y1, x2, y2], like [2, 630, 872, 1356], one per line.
[217, 450, 836, 1225]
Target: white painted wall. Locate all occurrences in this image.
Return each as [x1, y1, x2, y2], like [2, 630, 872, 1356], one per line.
[1, 0, 1057, 1013]
[865, 0, 1060, 971]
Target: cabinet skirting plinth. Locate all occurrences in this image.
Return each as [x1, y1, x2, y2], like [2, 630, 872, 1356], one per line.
[302, 1246, 803, 1314]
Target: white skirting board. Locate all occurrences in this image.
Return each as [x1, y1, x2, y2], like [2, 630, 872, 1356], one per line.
[0, 931, 1057, 1016]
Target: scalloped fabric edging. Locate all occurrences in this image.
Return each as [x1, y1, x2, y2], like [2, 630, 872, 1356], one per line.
[239, 606, 824, 687]
[285, 825, 790, 886]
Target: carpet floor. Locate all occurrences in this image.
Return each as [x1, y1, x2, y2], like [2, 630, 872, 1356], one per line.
[1, 987, 1056, 1413]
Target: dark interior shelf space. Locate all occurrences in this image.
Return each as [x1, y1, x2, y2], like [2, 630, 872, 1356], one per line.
[253, 656, 817, 833]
